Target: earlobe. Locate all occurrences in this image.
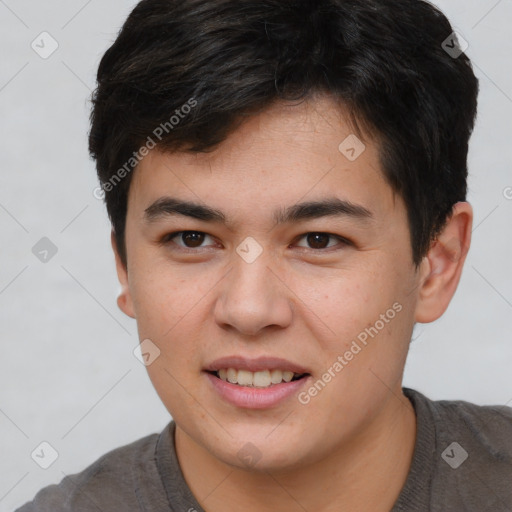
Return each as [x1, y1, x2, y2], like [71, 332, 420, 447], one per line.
[111, 231, 136, 319]
[414, 202, 473, 323]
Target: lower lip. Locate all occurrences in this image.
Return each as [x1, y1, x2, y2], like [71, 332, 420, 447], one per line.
[205, 372, 310, 409]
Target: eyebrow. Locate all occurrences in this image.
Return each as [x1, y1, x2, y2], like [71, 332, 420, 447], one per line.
[143, 196, 374, 225]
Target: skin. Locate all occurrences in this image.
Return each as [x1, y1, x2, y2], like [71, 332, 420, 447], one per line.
[113, 94, 472, 512]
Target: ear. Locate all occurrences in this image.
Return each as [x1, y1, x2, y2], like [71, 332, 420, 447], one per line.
[111, 230, 136, 319]
[414, 201, 473, 323]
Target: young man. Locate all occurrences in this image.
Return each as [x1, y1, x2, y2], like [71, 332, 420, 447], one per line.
[17, 0, 512, 511]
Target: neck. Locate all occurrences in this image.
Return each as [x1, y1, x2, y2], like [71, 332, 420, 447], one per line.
[175, 389, 417, 512]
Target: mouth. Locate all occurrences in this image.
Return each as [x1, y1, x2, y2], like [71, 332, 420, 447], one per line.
[206, 368, 310, 388]
[203, 356, 312, 408]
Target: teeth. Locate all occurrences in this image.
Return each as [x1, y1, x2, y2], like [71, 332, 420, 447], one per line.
[282, 371, 294, 382]
[253, 370, 271, 387]
[237, 370, 253, 386]
[215, 368, 303, 387]
[270, 369, 283, 384]
[227, 368, 237, 384]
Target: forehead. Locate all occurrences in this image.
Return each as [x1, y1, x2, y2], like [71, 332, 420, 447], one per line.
[128, 95, 398, 225]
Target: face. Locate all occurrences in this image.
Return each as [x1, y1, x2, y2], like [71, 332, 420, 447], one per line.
[116, 95, 426, 472]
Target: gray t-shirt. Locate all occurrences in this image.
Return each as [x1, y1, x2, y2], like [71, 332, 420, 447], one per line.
[15, 388, 512, 511]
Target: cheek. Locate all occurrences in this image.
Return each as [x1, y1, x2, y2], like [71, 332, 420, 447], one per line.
[288, 266, 394, 350]
[128, 260, 221, 373]
[131, 279, 179, 337]
[128, 257, 201, 333]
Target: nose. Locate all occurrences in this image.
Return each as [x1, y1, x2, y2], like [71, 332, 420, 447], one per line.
[214, 255, 293, 337]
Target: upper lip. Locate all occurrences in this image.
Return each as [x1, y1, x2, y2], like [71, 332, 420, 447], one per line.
[204, 356, 310, 374]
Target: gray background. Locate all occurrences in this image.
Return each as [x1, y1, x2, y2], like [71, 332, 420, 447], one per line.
[1, 0, 511, 510]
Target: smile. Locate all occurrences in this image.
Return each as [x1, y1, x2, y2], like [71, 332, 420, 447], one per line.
[211, 368, 307, 388]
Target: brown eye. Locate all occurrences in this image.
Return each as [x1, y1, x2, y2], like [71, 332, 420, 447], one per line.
[295, 232, 346, 250]
[180, 231, 205, 248]
[163, 231, 215, 249]
[306, 233, 331, 249]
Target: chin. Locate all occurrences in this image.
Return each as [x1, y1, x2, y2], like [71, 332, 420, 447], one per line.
[203, 429, 318, 473]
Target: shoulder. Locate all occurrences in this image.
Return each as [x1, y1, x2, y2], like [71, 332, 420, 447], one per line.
[429, 392, 512, 460]
[406, 387, 512, 454]
[405, 388, 512, 511]
[15, 429, 162, 512]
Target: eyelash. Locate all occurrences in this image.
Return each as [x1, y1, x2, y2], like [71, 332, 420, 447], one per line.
[160, 231, 351, 252]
